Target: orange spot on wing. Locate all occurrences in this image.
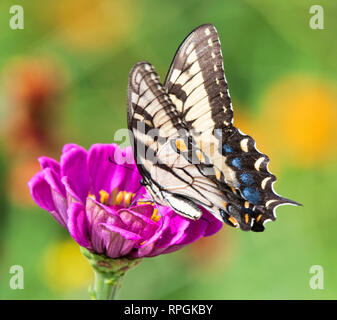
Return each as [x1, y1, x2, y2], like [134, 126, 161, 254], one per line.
[176, 139, 187, 152]
[228, 216, 239, 227]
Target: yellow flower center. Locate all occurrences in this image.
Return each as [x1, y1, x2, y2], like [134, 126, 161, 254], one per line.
[138, 209, 161, 247]
[137, 200, 162, 223]
[150, 208, 161, 223]
[88, 192, 96, 200]
[89, 188, 136, 207]
[99, 190, 109, 205]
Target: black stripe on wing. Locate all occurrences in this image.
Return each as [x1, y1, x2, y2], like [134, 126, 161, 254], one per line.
[127, 61, 189, 198]
[127, 61, 184, 171]
[127, 61, 185, 135]
[164, 24, 233, 130]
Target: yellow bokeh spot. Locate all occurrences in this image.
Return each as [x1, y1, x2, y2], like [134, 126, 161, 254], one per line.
[41, 240, 93, 293]
[261, 75, 337, 167]
[46, 0, 135, 51]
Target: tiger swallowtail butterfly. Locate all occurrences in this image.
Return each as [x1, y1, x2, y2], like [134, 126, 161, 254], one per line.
[127, 24, 299, 232]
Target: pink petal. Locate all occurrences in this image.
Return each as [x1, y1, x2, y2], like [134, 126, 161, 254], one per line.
[28, 171, 66, 226]
[38, 156, 60, 175]
[43, 167, 66, 198]
[60, 147, 89, 202]
[118, 206, 158, 240]
[62, 143, 86, 154]
[202, 209, 223, 236]
[87, 144, 125, 198]
[67, 203, 91, 248]
[100, 223, 141, 258]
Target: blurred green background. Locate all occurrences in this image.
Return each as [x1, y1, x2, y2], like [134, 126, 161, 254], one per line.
[0, 0, 336, 299]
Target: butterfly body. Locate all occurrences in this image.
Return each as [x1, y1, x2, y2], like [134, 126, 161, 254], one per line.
[127, 24, 299, 232]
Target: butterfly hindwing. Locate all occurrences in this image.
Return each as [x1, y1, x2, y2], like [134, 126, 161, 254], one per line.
[216, 127, 300, 231]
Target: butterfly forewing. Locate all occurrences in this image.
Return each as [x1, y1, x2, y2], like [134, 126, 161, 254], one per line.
[127, 61, 230, 221]
[164, 24, 233, 131]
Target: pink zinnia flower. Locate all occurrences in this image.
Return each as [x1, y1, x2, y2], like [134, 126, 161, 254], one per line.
[28, 143, 222, 259]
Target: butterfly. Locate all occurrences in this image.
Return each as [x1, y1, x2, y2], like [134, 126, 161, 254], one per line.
[127, 23, 299, 232]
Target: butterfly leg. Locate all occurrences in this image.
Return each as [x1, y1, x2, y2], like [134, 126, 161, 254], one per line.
[129, 192, 148, 207]
[136, 193, 165, 230]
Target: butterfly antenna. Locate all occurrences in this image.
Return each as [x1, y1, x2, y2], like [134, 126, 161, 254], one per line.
[108, 156, 140, 174]
[129, 190, 145, 207]
[152, 200, 164, 230]
[137, 194, 165, 231]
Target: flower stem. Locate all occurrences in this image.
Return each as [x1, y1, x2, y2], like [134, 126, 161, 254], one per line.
[93, 271, 122, 300]
[80, 247, 142, 300]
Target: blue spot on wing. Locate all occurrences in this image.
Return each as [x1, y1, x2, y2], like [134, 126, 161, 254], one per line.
[240, 173, 254, 185]
[223, 144, 232, 153]
[243, 187, 260, 205]
[232, 158, 241, 169]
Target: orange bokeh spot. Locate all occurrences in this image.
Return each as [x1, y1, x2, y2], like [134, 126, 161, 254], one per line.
[8, 155, 45, 206]
[260, 75, 337, 167]
[1, 58, 64, 155]
[50, 0, 134, 51]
